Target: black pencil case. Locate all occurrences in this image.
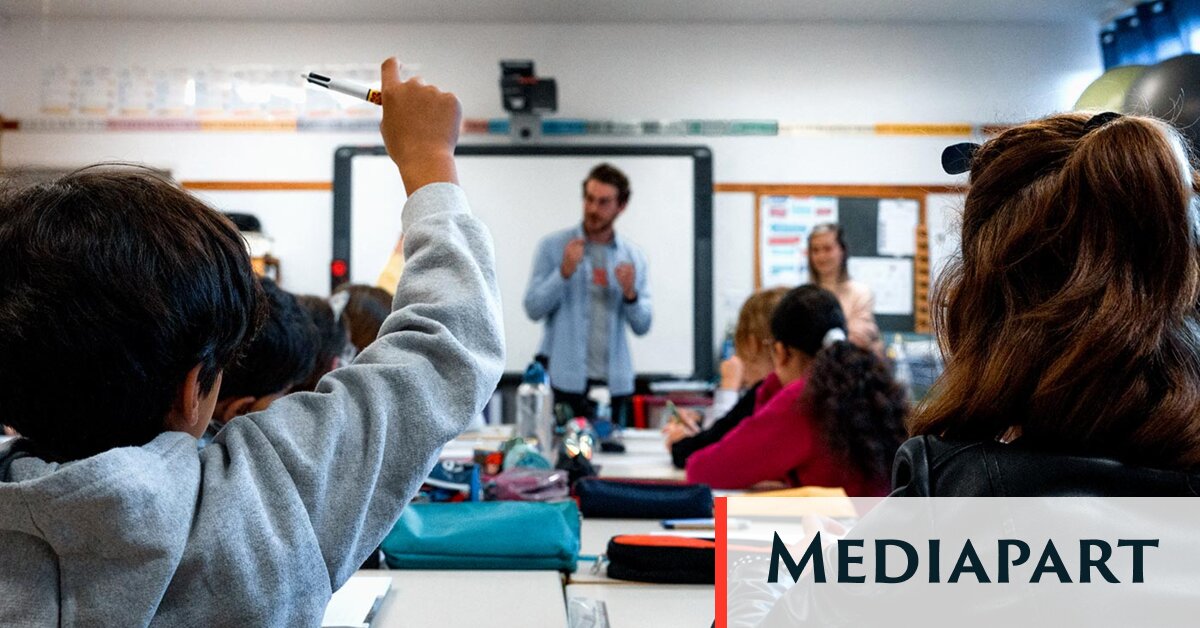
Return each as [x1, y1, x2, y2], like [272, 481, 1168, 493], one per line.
[603, 534, 715, 584]
[573, 478, 713, 519]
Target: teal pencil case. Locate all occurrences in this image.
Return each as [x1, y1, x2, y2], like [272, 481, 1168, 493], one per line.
[380, 501, 581, 571]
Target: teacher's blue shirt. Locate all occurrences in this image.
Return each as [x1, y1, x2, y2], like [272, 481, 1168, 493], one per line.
[523, 225, 652, 396]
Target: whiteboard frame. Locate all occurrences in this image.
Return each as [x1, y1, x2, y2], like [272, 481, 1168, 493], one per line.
[331, 143, 715, 383]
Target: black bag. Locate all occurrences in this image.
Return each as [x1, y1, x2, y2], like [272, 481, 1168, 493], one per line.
[604, 534, 715, 584]
[573, 478, 713, 519]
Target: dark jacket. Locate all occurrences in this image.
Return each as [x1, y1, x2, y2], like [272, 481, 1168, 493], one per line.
[670, 381, 762, 469]
[890, 435, 1200, 496]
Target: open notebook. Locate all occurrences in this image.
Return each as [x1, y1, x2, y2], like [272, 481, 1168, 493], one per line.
[322, 576, 391, 628]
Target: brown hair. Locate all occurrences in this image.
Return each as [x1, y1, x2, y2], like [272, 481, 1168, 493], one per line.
[582, 163, 631, 206]
[807, 223, 849, 284]
[733, 287, 788, 364]
[913, 112, 1200, 468]
[334, 284, 394, 353]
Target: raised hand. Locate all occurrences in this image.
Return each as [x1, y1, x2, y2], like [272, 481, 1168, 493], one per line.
[378, 57, 462, 194]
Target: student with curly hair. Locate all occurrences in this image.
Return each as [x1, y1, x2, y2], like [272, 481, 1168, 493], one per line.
[686, 285, 908, 495]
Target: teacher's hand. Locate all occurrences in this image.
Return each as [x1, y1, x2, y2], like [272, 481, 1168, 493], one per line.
[615, 263, 637, 300]
[560, 238, 585, 278]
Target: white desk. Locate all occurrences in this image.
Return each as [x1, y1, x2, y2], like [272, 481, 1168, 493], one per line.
[579, 518, 666, 557]
[593, 428, 685, 480]
[565, 583, 714, 628]
[355, 569, 567, 628]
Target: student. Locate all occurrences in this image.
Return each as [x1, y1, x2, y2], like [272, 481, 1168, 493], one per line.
[335, 283, 395, 354]
[0, 58, 503, 625]
[663, 287, 787, 469]
[896, 112, 1200, 493]
[686, 285, 907, 495]
[807, 223, 882, 354]
[291, 294, 353, 393]
[201, 278, 320, 445]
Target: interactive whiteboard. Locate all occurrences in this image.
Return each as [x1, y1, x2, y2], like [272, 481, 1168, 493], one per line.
[333, 145, 713, 380]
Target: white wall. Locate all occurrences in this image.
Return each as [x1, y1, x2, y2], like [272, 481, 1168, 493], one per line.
[0, 18, 1101, 357]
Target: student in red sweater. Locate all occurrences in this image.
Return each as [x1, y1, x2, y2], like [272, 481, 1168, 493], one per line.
[685, 285, 907, 495]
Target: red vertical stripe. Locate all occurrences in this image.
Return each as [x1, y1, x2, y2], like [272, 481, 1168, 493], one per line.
[715, 495, 728, 628]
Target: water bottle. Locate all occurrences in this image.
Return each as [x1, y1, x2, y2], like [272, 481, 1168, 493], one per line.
[886, 333, 913, 401]
[516, 361, 553, 450]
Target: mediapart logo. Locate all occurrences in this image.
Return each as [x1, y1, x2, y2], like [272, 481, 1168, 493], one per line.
[767, 532, 1159, 584]
[720, 498, 1200, 626]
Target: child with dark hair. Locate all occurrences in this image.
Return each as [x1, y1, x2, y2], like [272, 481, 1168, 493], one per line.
[201, 278, 320, 442]
[686, 285, 907, 495]
[335, 283, 396, 354]
[0, 58, 503, 625]
[291, 294, 353, 393]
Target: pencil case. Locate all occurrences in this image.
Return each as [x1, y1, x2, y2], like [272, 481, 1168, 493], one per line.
[572, 478, 713, 519]
[486, 468, 570, 502]
[380, 501, 580, 571]
[602, 534, 715, 584]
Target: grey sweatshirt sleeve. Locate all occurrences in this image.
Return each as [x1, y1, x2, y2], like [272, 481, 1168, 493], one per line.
[207, 182, 504, 588]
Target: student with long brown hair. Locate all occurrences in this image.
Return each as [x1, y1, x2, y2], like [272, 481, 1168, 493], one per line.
[901, 111, 1200, 489]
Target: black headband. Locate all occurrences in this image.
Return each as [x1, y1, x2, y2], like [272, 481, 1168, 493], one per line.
[940, 112, 1125, 175]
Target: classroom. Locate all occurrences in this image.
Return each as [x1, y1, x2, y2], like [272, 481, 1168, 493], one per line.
[3, 1, 1200, 626]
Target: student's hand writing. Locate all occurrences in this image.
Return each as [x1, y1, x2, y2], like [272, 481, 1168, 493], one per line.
[378, 57, 462, 194]
[661, 408, 700, 447]
[561, 238, 585, 278]
[615, 263, 637, 299]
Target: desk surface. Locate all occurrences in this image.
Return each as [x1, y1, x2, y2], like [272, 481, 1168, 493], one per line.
[565, 583, 714, 628]
[356, 569, 567, 628]
[593, 428, 686, 481]
[443, 426, 687, 481]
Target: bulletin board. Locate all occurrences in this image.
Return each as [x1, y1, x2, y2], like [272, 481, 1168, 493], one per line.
[715, 184, 964, 333]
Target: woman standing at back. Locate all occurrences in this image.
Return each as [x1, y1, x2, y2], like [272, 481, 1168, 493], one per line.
[807, 223, 882, 354]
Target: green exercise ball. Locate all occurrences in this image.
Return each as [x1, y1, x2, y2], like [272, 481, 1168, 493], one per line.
[1074, 65, 1147, 112]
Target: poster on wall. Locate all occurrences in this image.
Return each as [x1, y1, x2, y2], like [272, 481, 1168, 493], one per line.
[876, 198, 918, 256]
[847, 257, 913, 315]
[34, 63, 401, 120]
[759, 195, 838, 288]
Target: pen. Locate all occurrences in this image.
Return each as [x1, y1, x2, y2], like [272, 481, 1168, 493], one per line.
[665, 400, 683, 425]
[301, 72, 381, 105]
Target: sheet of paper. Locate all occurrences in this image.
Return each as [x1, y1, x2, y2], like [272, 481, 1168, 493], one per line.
[847, 257, 914, 315]
[876, 199, 919, 257]
[323, 576, 392, 628]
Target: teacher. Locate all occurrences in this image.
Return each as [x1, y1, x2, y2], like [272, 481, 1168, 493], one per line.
[808, 222, 882, 355]
[523, 163, 652, 424]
